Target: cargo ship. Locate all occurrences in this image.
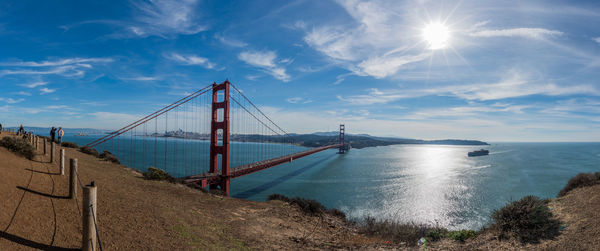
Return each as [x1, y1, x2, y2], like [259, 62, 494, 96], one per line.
[468, 149, 489, 157]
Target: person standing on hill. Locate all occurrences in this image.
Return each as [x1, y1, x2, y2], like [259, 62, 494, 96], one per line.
[18, 124, 24, 136]
[57, 127, 64, 143]
[0, 123, 3, 132]
[50, 127, 56, 142]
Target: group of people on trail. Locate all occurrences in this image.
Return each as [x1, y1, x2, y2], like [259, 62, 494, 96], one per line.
[50, 126, 64, 143]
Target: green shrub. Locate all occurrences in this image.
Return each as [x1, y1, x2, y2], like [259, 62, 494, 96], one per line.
[447, 230, 476, 242]
[268, 193, 344, 218]
[356, 217, 448, 245]
[267, 193, 290, 202]
[79, 146, 99, 157]
[143, 167, 175, 181]
[492, 195, 560, 243]
[558, 172, 600, 197]
[61, 141, 79, 148]
[0, 136, 35, 160]
[99, 150, 120, 164]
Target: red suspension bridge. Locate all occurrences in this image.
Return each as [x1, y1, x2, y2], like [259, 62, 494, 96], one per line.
[85, 80, 348, 196]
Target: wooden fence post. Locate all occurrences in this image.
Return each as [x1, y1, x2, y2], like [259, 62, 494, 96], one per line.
[50, 142, 55, 163]
[69, 158, 77, 198]
[60, 149, 65, 175]
[82, 182, 97, 251]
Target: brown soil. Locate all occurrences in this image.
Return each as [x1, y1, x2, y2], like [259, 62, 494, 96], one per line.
[1, 130, 599, 250]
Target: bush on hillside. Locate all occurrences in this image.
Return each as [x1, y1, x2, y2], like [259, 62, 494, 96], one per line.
[447, 230, 477, 242]
[99, 150, 120, 164]
[61, 141, 79, 148]
[143, 167, 175, 182]
[79, 146, 99, 157]
[0, 136, 35, 160]
[558, 172, 600, 197]
[492, 195, 560, 243]
[356, 217, 449, 245]
[268, 194, 342, 217]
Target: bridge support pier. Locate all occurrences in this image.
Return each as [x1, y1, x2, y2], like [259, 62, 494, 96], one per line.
[209, 80, 231, 196]
[338, 124, 346, 154]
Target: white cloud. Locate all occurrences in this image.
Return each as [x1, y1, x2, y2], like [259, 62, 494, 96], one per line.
[0, 57, 113, 67]
[302, 0, 431, 79]
[286, 97, 313, 104]
[0, 57, 112, 78]
[215, 34, 247, 47]
[338, 72, 600, 105]
[7, 98, 24, 104]
[45, 105, 70, 109]
[40, 88, 56, 95]
[357, 52, 431, 78]
[13, 91, 31, 96]
[120, 76, 160, 81]
[166, 53, 215, 69]
[594, 37, 600, 44]
[470, 28, 564, 40]
[20, 81, 48, 88]
[238, 51, 290, 82]
[129, 0, 206, 37]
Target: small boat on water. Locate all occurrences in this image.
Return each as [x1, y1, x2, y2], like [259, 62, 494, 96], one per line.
[468, 149, 489, 157]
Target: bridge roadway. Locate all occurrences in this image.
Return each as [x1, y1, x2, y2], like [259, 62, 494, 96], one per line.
[184, 143, 343, 187]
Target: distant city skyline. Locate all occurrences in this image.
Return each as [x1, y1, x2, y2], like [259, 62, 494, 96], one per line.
[0, 0, 599, 142]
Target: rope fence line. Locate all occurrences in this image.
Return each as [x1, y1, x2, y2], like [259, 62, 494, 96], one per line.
[69, 159, 103, 251]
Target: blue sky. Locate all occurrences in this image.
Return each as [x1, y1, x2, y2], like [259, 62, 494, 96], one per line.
[0, 0, 599, 141]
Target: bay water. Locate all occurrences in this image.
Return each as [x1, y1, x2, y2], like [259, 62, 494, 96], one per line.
[62, 134, 600, 230]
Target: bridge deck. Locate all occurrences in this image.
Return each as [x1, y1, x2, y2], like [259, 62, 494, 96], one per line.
[184, 144, 342, 186]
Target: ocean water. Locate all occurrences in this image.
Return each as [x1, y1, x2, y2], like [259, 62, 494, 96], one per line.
[61, 134, 600, 230]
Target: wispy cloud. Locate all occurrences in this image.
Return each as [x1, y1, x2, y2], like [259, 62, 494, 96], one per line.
[45, 105, 70, 109]
[0, 57, 113, 67]
[470, 28, 564, 40]
[286, 97, 312, 104]
[0, 57, 113, 78]
[166, 53, 216, 69]
[40, 88, 56, 95]
[238, 50, 290, 82]
[338, 72, 600, 105]
[357, 52, 431, 79]
[13, 91, 31, 96]
[4, 98, 25, 104]
[302, 1, 431, 79]
[119, 76, 160, 81]
[594, 37, 600, 44]
[19, 81, 48, 88]
[129, 0, 206, 38]
[215, 34, 247, 47]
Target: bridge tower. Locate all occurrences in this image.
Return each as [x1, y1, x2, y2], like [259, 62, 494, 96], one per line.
[210, 80, 231, 195]
[338, 124, 345, 154]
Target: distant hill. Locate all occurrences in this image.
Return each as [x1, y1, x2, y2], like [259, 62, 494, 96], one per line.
[6, 127, 487, 148]
[293, 134, 488, 149]
[300, 132, 487, 148]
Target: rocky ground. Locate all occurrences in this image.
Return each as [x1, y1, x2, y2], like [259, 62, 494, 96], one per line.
[1, 130, 599, 250]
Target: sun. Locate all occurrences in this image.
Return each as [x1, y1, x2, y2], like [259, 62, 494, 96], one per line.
[423, 22, 450, 50]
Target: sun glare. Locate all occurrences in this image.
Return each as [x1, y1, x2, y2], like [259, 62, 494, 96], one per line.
[423, 22, 449, 50]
